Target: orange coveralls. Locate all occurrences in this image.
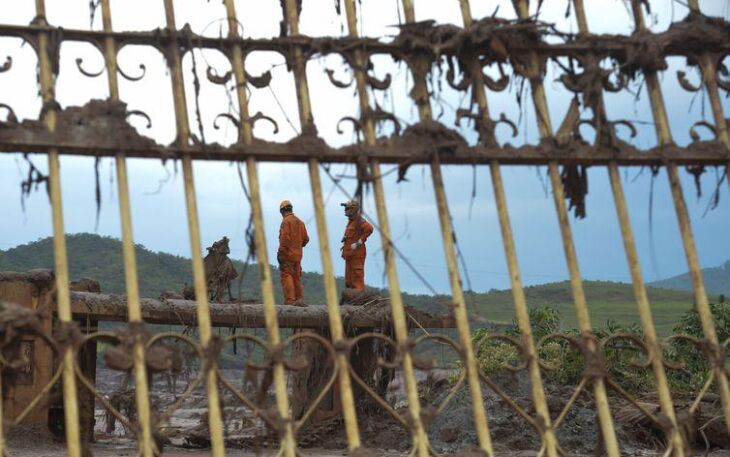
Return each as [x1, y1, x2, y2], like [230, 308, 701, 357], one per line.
[278, 213, 309, 304]
[341, 217, 374, 290]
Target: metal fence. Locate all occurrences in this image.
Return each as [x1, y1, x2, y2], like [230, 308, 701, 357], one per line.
[0, 0, 729, 456]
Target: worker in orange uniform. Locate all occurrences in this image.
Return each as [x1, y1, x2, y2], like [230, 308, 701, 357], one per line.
[340, 200, 374, 290]
[277, 200, 309, 306]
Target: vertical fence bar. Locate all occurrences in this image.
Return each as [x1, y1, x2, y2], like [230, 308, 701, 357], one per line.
[681, 0, 730, 432]
[613, 3, 685, 454]
[278, 0, 363, 448]
[630, 0, 726, 448]
[402, 0, 524, 457]
[159, 1, 226, 455]
[224, 24, 298, 457]
[244, 156, 297, 457]
[484, 1, 564, 454]
[515, 0, 684, 456]
[219, 4, 295, 454]
[98, 1, 155, 454]
[33, 1, 82, 455]
[342, 1, 431, 455]
[461, 0, 620, 451]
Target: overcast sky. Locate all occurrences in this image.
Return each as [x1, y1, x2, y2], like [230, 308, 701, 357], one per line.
[0, 0, 728, 296]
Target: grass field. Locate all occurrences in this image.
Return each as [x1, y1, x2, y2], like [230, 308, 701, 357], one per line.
[1, 234, 714, 335]
[407, 280, 704, 335]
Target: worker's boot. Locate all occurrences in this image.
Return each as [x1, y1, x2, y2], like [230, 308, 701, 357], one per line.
[291, 298, 307, 307]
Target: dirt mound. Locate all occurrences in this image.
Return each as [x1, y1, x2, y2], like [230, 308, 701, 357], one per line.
[426, 372, 636, 455]
[6, 423, 58, 448]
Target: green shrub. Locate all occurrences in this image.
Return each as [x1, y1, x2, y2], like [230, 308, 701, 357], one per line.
[665, 301, 730, 392]
[461, 303, 728, 395]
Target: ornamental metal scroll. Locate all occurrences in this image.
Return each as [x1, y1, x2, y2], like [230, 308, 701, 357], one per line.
[0, 0, 729, 457]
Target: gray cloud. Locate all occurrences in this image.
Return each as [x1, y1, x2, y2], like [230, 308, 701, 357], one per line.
[0, 0, 728, 295]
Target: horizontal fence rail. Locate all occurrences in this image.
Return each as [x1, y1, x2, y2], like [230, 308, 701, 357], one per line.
[0, 0, 728, 456]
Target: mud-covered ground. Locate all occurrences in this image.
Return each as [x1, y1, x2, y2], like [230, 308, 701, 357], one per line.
[6, 367, 730, 456]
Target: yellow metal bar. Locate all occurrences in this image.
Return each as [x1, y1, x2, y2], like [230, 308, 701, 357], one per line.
[342, 1, 431, 455]
[222, 0, 322, 453]
[398, 1, 499, 454]
[307, 159, 362, 449]
[245, 157, 297, 457]
[631, 0, 729, 444]
[99, 2, 155, 454]
[490, 1, 570, 454]
[274, 0, 362, 448]
[33, 1, 82, 455]
[678, 3, 730, 433]
[519, 1, 626, 454]
[160, 1, 226, 455]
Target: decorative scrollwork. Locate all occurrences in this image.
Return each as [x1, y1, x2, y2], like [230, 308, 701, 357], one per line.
[689, 120, 717, 142]
[600, 333, 652, 369]
[285, 331, 338, 431]
[0, 103, 18, 123]
[446, 64, 471, 91]
[603, 70, 627, 93]
[0, 55, 12, 73]
[325, 67, 354, 89]
[611, 119, 639, 139]
[367, 72, 392, 91]
[218, 331, 338, 437]
[146, 332, 206, 427]
[249, 111, 279, 134]
[73, 331, 137, 434]
[409, 334, 467, 426]
[368, 107, 401, 135]
[75, 57, 105, 78]
[206, 66, 232, 85]
[716, 59, 730, 93]
[344, 332, 405, 426]
[214, 111, 279, 134]
[245, 69, 272, 89]
[677, 69, 702, 92]
[337, 116, 361, 136]
[495, 112, 518, 138]
[126, 110, 152, 129]
[474, 333, 529, 373]
[483, 64, 509, 92]
[118, 62, 147, 82]
[217, 333, 274, 426]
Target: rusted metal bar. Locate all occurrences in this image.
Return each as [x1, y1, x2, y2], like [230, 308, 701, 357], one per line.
[98, 1, 155, 454]
[159, 0, 226, 454]
[1, 136, 724, 165]
[32, 0, 82, 455]
[0, 22, 728, 59]
[342, 1, 431, 454]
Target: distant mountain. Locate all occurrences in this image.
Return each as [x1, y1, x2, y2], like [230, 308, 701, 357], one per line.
[649, 261, 730, 297]
[0, 234, 702, 333]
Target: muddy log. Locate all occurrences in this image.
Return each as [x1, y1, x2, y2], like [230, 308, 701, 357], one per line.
[67, 291, 455, 329]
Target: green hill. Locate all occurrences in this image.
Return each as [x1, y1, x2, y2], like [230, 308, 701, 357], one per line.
[649, 261, 730, 297]
[0, 233, 341, 305]
[0, 234, 705, 333]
